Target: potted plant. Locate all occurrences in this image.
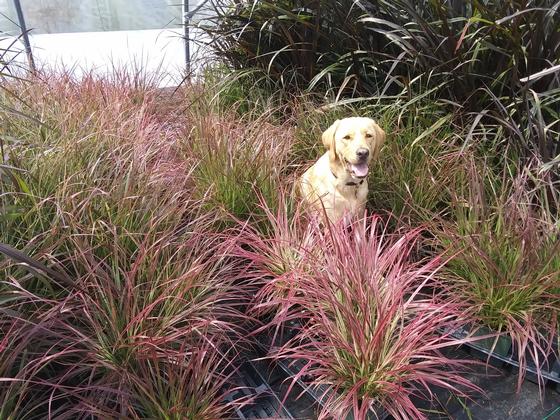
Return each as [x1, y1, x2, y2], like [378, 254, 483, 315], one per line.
[243, 214, 482, 419]
[438, 164, 560, 390]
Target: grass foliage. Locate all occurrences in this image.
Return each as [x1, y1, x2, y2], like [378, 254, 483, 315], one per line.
[0, 74, 251, 418]
[243, 215, 482, 419]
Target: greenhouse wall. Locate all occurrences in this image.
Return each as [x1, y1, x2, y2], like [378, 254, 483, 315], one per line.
[0, 0, 209, 86]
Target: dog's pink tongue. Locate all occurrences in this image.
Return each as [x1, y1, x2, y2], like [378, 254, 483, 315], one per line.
[351, 163, 369, 177]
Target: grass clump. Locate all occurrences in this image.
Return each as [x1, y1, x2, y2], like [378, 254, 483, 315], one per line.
[232, 191, 319, 321]
[367, 110, 469, 224]
[184, 101, 294, 230]
[437, 162, 560, 389]
[263, 216, 481, 419]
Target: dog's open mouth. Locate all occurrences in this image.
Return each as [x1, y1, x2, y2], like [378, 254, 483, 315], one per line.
[345, 159, 369, 178]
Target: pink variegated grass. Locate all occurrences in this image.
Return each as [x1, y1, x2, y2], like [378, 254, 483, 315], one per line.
[0, 72, 254, 418]
[438, 163, 560, 392]
[0, 220, 251, 419]
[232, 191, 321, 322]
[263, 216, 482, 420]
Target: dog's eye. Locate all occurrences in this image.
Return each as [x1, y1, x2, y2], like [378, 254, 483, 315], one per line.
[343, 135, 351, 140]
[365, 133, 373, 138]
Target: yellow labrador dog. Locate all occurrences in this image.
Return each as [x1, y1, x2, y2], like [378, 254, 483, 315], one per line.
[297, 117, 385, 224]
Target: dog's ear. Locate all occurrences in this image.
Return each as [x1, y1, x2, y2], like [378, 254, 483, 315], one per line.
[369, 121, 386, 160]
[322, 119, 341, 161]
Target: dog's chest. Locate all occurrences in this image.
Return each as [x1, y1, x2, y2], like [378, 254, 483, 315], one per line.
[330, 182, 368, 214]
[338, 182, 366, 199]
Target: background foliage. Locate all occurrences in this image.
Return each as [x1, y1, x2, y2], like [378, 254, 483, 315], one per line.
[198, 0, 560, 163]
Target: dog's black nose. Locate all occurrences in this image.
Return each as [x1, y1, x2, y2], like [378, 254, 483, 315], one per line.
[356, 148, 369, 160]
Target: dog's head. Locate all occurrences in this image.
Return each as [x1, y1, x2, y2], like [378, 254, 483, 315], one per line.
[322, 117, 385, 179]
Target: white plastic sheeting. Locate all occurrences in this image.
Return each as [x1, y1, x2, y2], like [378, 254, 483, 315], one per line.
[1, 0, 182, 34]
[0, 1, 212, 87]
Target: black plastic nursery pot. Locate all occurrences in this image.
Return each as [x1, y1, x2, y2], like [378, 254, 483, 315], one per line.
[226, 359, 296, 419]
[463, 325, 513, 369]
[449, 325, 560, 389]
[472, 326, 512, 357]
[510, 341, 560, 389]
